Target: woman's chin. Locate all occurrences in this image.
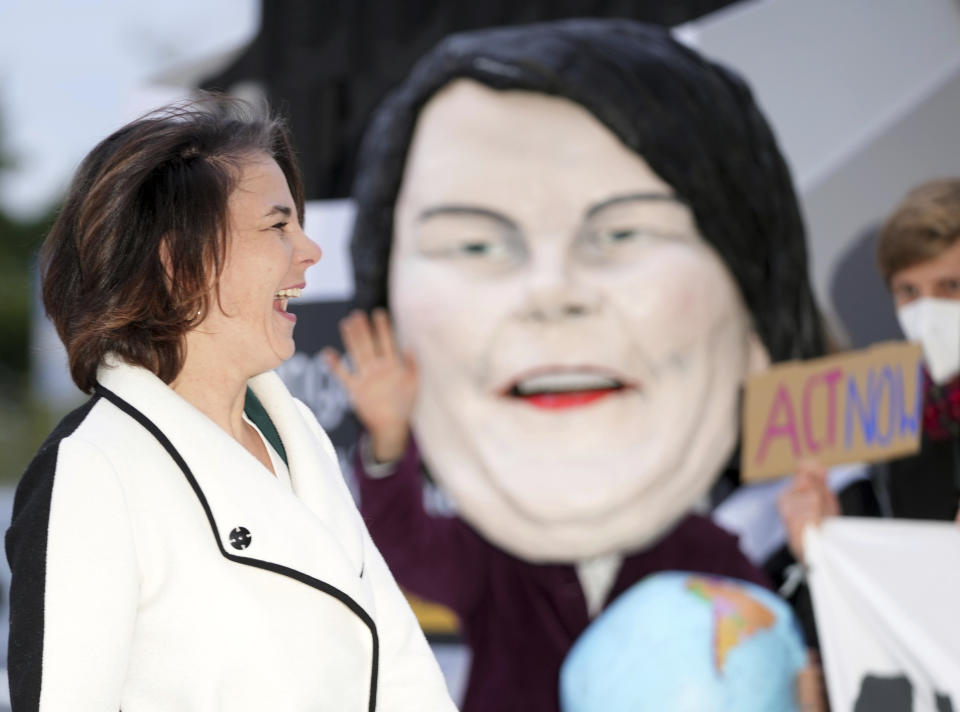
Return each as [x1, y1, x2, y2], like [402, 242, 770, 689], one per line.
[246, 340, 295, 375]
[274, 340, 297, 365]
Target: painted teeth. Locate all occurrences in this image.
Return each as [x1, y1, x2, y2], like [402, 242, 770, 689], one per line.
[274, 288, 302, 298]
[514, 372, 621, 395]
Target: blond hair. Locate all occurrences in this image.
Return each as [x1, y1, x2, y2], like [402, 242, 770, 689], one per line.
[877, 178, 960, 283]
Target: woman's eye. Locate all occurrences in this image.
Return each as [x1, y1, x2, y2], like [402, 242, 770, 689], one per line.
[272, 221, 288, 232]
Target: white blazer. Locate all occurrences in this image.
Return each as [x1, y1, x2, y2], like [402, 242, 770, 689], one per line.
[6, 359, 457, 712]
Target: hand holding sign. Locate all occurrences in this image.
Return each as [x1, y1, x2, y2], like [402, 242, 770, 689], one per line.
[741, 342, 924, 482]
[776, 460, 840, 562]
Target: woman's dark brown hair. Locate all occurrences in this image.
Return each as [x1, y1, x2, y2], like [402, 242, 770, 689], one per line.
[41, 95, 304, 392]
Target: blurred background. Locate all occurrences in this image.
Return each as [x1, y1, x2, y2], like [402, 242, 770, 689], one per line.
[1, 0, 959, 707]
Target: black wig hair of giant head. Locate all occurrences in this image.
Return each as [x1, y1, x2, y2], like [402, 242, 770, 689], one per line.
[350, 18, 824, 362]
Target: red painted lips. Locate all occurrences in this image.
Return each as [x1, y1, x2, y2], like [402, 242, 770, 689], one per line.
[503, 368, 634, 410]
[518, 388, 623, 409]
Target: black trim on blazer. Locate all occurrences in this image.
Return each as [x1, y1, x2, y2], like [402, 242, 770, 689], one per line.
[6, 395, 102, 712]
[94, 383, 380, 712]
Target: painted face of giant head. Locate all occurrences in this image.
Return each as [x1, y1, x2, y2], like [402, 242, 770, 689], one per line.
[390, 80, 768, 561]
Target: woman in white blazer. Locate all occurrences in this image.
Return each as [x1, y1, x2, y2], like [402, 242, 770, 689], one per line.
[5, 97, 457, 712]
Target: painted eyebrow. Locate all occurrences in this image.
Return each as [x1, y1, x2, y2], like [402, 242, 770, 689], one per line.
[584, 192, 683, 220]
[417, 204, 520, 232]
[264, 205, 293, 218]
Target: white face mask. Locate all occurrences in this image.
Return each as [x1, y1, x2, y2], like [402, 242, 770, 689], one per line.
[896, 297, 960, 384]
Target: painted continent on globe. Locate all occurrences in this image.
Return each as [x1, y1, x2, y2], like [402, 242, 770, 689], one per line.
[686, 576, 776, 673]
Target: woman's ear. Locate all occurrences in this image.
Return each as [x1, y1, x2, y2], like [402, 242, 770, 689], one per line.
[747, 331, 771, 376]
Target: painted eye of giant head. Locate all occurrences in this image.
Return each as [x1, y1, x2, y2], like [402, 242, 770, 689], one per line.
[575, 194, 696, 264]
[415, 206, 527, 270]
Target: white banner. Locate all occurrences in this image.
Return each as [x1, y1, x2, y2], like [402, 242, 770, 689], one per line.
[806, 518, 960, 712]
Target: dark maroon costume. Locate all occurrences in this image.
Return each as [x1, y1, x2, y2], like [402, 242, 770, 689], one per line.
[357, 439, 769, 712]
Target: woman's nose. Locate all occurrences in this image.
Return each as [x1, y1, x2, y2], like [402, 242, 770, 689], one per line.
[297, 228, 323, 265]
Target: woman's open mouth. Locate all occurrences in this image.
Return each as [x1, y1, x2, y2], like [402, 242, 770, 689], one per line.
[274, 287, 302, 323]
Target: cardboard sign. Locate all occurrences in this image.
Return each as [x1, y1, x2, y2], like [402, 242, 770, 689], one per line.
[741, 342, 923, 482]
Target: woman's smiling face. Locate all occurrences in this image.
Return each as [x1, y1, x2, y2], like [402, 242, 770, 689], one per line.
[197, 153, 322, 377]
[389, 80, 768, 560]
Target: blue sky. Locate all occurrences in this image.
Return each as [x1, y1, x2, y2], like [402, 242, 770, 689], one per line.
[0, 0, 258, 220]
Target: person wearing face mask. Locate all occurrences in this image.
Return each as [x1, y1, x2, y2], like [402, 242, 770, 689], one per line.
[885, 178, 960, 496]
[778, 179, 960, 577]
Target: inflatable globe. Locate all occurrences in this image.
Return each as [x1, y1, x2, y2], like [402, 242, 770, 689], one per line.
[560, 571, 807, 712]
